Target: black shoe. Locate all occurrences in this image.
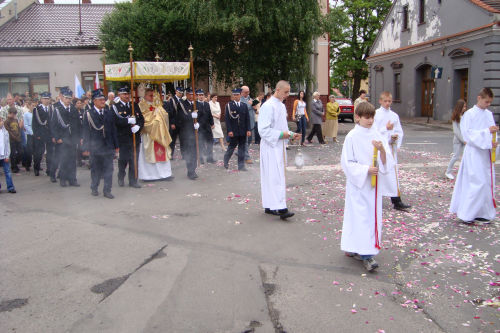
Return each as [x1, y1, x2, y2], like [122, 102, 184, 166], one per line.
[163, 176, 174, 181]
[207, 159, 217, 164]
[224, 164, 229, 169]
[34, 170, 40, 176]
[91, 190, 98, 196]
[188, 173, 198, 180]
[8, 189, 16, 193]
[26, 167, 30, 172]
[394, 202, 411, 211]
[12, 169, 19, 173]
[265, 208, 280, 216]
[50, 176, 57, 183]
[69, 181, 80, 187]
[239, 167, 248, 171]
[199, 160, 205, 165]
[280, 211, 295, 220]
[118, 178, 125, 187]
[129, 182, 141, 188]
[103, 192, 114, 199]
[60, 180, 67, 187]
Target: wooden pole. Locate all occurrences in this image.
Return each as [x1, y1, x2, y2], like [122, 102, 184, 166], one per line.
[189, 44, 200, 166]
[155, 52, 162, 98]
[128, 42, 138, 179]
[102, 47, 108, 97]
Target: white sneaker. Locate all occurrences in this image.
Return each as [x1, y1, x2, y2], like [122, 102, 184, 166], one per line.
[445, 173, 454, 180]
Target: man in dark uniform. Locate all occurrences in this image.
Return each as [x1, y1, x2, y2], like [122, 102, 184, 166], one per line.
[195, 89, 215, 164]
[176, 88, 198, 179]
[50, 87, 81, 187]
[32, 92, 54, 176]
[48, 88, 68, 182]
[165, 86, 184, 159]
[82, 89, 119, 199]
[113, 86, 143, 188]
[223, 88, 251, 171]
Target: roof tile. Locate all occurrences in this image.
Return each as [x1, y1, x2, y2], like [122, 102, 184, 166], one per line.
[0, 3, 114, 49]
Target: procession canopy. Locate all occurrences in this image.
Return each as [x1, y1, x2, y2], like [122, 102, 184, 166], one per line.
[105, 61, 190, 82]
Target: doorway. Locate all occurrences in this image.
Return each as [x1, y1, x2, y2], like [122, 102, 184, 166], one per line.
[417, 65, 433, 117]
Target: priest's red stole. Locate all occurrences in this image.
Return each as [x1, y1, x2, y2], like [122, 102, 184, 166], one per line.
[154, 141, 166, 162]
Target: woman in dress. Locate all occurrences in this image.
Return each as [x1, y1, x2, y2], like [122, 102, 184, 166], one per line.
[324, 95, 340, 143]
[209, 94, 225, 151]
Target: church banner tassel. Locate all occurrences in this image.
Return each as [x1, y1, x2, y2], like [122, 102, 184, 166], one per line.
[490, 153, 497, 208]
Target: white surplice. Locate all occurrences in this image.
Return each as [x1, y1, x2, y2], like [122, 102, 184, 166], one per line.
[341, 125, 395, 256]
[373, 107, 404, 197]
[258, 96, 289, 210]
[138, 134, 172, 181]
[450, 105, 497, 221]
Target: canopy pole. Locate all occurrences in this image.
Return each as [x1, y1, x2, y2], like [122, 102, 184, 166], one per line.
[128, 42, 138, 180]
[102, 47, 108, 97]
[189, 44, 199, 167]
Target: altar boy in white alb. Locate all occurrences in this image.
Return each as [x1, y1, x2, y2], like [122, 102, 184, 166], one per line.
[450, 88, 498, 224]
[341, 102, 394, 272]
[258, 81, 301, 220]
[373, 91, 411, 211]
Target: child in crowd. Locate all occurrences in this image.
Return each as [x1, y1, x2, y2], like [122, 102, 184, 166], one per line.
[373, 91, 411, 211]
[4, 107, 22, 173]
[341, 102, 394, 271]
[0, 117, 16, 193]
[450, 88, 497, 224]
[445, 99, 467, 179]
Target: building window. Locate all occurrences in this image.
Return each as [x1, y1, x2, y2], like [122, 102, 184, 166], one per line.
[419, 0, 425, 24]
[0, 74, 49, 98]
[394, 73, 401, 101]
[402, 5, 409, 31]
[81, 71, 104, 93]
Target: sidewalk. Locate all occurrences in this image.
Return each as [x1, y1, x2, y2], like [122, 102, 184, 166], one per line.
[400, 116, 452, 130]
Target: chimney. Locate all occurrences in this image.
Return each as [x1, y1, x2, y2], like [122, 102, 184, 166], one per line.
[82, 0, 92, 3]
[44, 0, 55, 3]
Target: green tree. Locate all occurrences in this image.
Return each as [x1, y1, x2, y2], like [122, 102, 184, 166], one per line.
[325, 0, 392, 99]
[99, 0, 325, 92]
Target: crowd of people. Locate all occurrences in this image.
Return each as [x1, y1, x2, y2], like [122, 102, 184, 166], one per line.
[0, 81, 496, 273]
[0, 83, 275, 196]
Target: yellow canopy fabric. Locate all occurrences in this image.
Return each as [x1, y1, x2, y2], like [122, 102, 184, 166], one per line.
[105, 61, 190, 83]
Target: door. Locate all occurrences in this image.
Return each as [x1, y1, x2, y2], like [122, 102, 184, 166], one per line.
[421, 79, 434, 117]
[459, 69, 468, 104]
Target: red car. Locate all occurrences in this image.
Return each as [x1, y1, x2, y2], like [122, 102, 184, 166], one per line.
[336, 98, 354, 122]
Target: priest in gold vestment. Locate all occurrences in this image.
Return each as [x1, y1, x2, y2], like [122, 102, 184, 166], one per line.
[138, 88, 173, 180]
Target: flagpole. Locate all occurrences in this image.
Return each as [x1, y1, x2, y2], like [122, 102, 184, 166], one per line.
[102, 47, 108, 97]
[128, 42, 138, 180]
[188, 44, 199, 166]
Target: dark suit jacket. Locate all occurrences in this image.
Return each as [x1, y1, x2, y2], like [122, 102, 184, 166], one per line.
[112, 101, 144, 146]
[32, 104, 51, 142]
[176, 99, 196, 141]
[165, 96, 183, 128]
[50, 102, 81, 145]
[195, 101, 214, 136]
[225, 100, 250, 137]
[82, 106, 119, 154]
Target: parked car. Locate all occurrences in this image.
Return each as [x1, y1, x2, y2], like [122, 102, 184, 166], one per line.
[336, 98, 354, 122]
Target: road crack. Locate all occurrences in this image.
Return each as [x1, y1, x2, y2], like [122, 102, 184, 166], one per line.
[91, 244, 168, 302]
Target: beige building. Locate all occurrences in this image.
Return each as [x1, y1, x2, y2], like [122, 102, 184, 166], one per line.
[0, 1, 112, 97]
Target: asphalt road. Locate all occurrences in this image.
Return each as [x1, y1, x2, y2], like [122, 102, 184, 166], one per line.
[1, 123, 499, 333]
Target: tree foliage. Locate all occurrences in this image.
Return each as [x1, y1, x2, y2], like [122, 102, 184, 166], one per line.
[99, 0, 324, 91]
[325, 0, 392, 99]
